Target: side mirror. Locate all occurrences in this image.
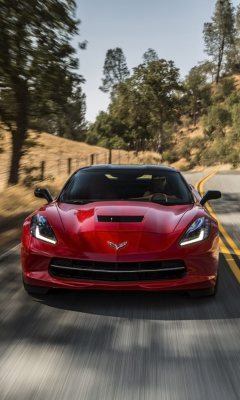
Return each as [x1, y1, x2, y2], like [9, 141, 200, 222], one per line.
[34, 188, 53, 203]
[200, 190, 221, 206]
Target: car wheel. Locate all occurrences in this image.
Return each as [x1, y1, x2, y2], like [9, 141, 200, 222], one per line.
[188, 272, 218, 298]
[23, 281, 49, 294]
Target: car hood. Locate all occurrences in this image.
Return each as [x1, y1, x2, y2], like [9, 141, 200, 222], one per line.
[57, 201, 194, 235]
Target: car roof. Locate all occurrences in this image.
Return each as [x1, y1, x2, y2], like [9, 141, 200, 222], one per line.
[79, 164, 178, 172]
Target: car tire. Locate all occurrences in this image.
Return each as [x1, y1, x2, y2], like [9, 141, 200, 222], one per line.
[188, 272, 218, 298]
[23, 281, 49, 294]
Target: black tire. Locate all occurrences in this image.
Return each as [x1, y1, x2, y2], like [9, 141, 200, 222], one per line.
[188, 273, 218, 298]
[23, 281, 49, 294]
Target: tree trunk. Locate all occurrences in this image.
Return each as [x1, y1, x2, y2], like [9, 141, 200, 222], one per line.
[8, 85, 28, 185]
[157, 118, 164, 154]
[193, 110, 196, 127]
[216, 38, 224, 85]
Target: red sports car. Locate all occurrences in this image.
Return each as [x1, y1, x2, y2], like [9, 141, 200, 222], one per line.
[21, 165, 221, 297]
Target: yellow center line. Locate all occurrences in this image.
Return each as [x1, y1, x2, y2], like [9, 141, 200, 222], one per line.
[195, 170, 240, 283]
[219, 238, 240, 284]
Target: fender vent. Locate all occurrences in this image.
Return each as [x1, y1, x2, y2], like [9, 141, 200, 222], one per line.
[97, 216, 144, 223]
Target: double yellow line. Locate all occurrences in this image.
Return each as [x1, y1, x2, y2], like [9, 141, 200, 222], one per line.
[195, 171, 240, 284]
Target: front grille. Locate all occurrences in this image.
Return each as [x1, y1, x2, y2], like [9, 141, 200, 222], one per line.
[97, 216, 144, 223]
[49, 258, 186, 282]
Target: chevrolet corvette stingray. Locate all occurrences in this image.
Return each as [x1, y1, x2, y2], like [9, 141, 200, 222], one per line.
[21, 165, 221, 297]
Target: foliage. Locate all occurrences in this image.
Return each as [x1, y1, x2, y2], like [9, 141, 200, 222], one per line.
[90, 59, 183, 153]
[202, 104, 231, 138]
[214, 137, 231, 157]
[142, 48, 159, 63]
[179, 137, 192, 161]
[230, 103, 240, 139]
[30, 87, 87, 141]
[99, 48, 130, 93]
[0, 0, 85, 184]
[225, 5, 240, 73]
[86, 111, 130, 149]
[161, 150, 179, 164]
[131, 59, 183, 153]
[220, 77, 236, 97]
[181, 66, 211, 125]
[191, 135, 205, 149]
[199, 147, 219, 166]
[178, 164, 192, 172]
[226, 90, 240, 108]
[225, 148, 239, 167]
[212, 77, 236, 102]
[203, 0, 235, 84]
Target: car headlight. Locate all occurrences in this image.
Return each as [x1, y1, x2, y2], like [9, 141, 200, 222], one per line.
[30, 214, 57, 244]
[179, 217, 210, 246]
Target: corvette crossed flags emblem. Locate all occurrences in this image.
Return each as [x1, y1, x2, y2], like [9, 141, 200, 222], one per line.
[107, 241, 128, 250]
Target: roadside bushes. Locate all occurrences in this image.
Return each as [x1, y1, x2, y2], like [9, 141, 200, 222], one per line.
[202, 104, 231, 139]
[230, 103, 240, 140]
[225, 149, 239, 168]
[161, 150, 179, 164]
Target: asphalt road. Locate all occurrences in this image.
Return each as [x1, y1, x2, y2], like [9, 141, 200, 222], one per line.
[1, 171, 240, 400]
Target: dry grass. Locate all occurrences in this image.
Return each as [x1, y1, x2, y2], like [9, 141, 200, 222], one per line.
[0, 129, 132, 189]
[0, 176, 68, 253]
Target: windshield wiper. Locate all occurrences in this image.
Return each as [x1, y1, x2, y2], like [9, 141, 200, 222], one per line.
[67, 200, 95, 204]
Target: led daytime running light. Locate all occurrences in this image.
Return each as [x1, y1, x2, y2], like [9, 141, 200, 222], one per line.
[30, 214, 57, 244]
[35, 226, 57, 244]
[180, 217, 210, 246]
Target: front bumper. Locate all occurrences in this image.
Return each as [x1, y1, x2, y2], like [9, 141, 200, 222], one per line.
[22, 249, 219, 292]
[22, 220, 219, 291]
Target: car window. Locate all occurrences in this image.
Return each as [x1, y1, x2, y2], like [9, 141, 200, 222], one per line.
[58, 168, 193, 205]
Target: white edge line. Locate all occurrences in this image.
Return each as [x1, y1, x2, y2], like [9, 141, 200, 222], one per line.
[0, 243, 21, 262]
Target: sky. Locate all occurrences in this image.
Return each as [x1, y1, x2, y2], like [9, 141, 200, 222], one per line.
[75, 0, 240, 123]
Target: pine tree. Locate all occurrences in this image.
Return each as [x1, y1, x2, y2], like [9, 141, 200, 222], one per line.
[203, 0, 235, 84]
[99, 48, 130, 93]
[142, 48, 159, 63]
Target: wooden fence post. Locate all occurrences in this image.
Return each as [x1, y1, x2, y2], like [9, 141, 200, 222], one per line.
[41, 161, 45, 180]
[91, 154, 94, 165]
[68, 158, 71, 174]
[108, 148, 112, 164]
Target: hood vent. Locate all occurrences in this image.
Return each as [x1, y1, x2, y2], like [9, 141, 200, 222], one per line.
[97, 215, 144, 223]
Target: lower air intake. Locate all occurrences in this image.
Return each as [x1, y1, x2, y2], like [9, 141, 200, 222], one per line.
[49, 258, 187, 282]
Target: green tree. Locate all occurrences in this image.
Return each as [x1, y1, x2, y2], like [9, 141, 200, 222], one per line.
[230, 103, 240, 139]
[109, 79, 152, 145]
[0, 0, 85, 184]
[203, 0, 235, 84]
[183, 66, 211, 126]
[142, 48, 159, 63]
[131, 59, 183, 153]
[225, 5, 240, 72]
[86, 111, 128, 149]
[202, 104, 231, 138]
[99, 48, 130, 93]
[31, 87, 87, 141]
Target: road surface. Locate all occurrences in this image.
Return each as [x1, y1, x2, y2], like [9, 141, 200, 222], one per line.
[1, 171, 240, 400]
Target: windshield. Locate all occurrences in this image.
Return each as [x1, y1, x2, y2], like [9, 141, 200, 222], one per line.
[58, 168, 193, 205]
